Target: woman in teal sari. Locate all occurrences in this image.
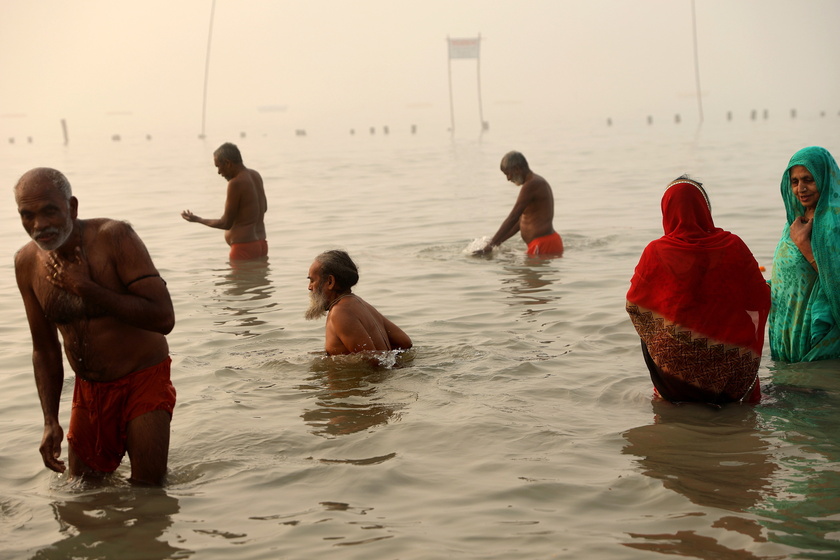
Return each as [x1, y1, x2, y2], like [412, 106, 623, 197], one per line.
[769, 146, 840, 362]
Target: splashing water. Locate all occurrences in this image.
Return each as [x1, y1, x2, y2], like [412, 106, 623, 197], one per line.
[463, 236, 491, 254]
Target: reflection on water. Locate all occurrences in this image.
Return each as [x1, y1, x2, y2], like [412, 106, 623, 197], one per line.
[499, 258, 561, 311]
[622, 401, 776, 512]
[623, 529, 770, 559]
[621, 400, 777, 555]
[754, 361, 840, 556]
[300, 353, 410, 440]
[32, 487, 189, 560]
[208, 259, 276, 337]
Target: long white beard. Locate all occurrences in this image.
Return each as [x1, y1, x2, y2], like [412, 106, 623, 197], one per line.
[305, 289, 330, 320]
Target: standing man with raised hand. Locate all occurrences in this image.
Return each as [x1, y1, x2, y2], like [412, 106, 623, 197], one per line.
[14, 167, 176, 485]
[475, 151, 564, 256]
[182, 142, 268, 261]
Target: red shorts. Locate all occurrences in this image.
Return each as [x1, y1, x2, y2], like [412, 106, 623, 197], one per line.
[527, 232, 564, 256]
[229, 239, 268, 260]
[67, 357, 176, 473]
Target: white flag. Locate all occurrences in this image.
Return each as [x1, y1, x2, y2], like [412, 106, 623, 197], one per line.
[448, 37, 480, 60]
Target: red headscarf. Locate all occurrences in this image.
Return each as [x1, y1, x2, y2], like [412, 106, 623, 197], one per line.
[627, 180, 769, 354]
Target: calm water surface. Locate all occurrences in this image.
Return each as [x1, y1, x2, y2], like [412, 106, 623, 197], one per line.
[1, 116, 839, 559]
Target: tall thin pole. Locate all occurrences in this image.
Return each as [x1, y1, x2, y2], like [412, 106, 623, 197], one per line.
[199, 0, 216, 139]
[691, 0, 704, 123]
[476, 33, 486, 130]
[447, 37, 455, 135]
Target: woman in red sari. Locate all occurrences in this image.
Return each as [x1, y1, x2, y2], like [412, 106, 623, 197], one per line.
[626, 177, 770, 405]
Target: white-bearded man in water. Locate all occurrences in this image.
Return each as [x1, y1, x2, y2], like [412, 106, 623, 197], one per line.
[305, 250, 412, 355]
[14, 168, 176, 485]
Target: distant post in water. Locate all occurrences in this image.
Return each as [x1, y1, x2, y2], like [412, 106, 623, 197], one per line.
[199, 0, 216, 139]
[447, 35, 487, 135]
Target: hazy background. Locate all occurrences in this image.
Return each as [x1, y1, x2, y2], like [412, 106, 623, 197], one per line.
[1, 0, 839, 141]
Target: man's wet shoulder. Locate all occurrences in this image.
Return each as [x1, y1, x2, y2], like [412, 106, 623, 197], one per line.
[89, 218, 136, 235]
[13, 240, 40, 270]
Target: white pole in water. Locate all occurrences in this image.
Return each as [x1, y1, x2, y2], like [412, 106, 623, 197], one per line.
[447, 37, 455, 136]
[476, 33, 487, 131]
[199, 0, 216, 139]
[691, 0, 704, 123]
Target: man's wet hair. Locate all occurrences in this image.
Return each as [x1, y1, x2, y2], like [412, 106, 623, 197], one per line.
[316, 250, 359, 291]
[15, 167, 72, 200]
[214, 142, 243, 165]
[500, 151, 529, 172]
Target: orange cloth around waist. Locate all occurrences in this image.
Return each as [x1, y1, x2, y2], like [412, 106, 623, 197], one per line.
[67, 357, 176, 473]
[229, 239, 268, 260]
[526, 232, 564, 256]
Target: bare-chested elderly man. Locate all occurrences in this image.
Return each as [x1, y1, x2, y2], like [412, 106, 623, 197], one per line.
[14, 168, 176, 485]
[182, 142, 268, 260]
[476, 151, 564, 256]
[306, 250, 412, 355]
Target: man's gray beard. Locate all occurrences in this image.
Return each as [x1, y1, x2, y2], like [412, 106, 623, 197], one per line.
[305, 289, 330, 320]
[32, 223, 72, 252]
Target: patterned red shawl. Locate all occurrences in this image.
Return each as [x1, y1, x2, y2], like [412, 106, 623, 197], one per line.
[627, 180, 769, 354]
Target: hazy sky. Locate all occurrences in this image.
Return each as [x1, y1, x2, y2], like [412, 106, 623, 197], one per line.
[1, 0, 839, 137]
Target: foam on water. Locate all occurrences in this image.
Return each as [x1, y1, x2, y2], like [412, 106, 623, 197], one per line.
[463, 235, 491, 254]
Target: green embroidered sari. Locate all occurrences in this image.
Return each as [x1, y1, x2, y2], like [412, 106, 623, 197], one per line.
[769, 146, 840, 362]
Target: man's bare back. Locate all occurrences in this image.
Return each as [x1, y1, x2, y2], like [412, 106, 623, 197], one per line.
[221, 167, 262, 245]
[250, 168, 268, 241]
[514, 173, 555, 244]
[325, 294, 410, 355]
